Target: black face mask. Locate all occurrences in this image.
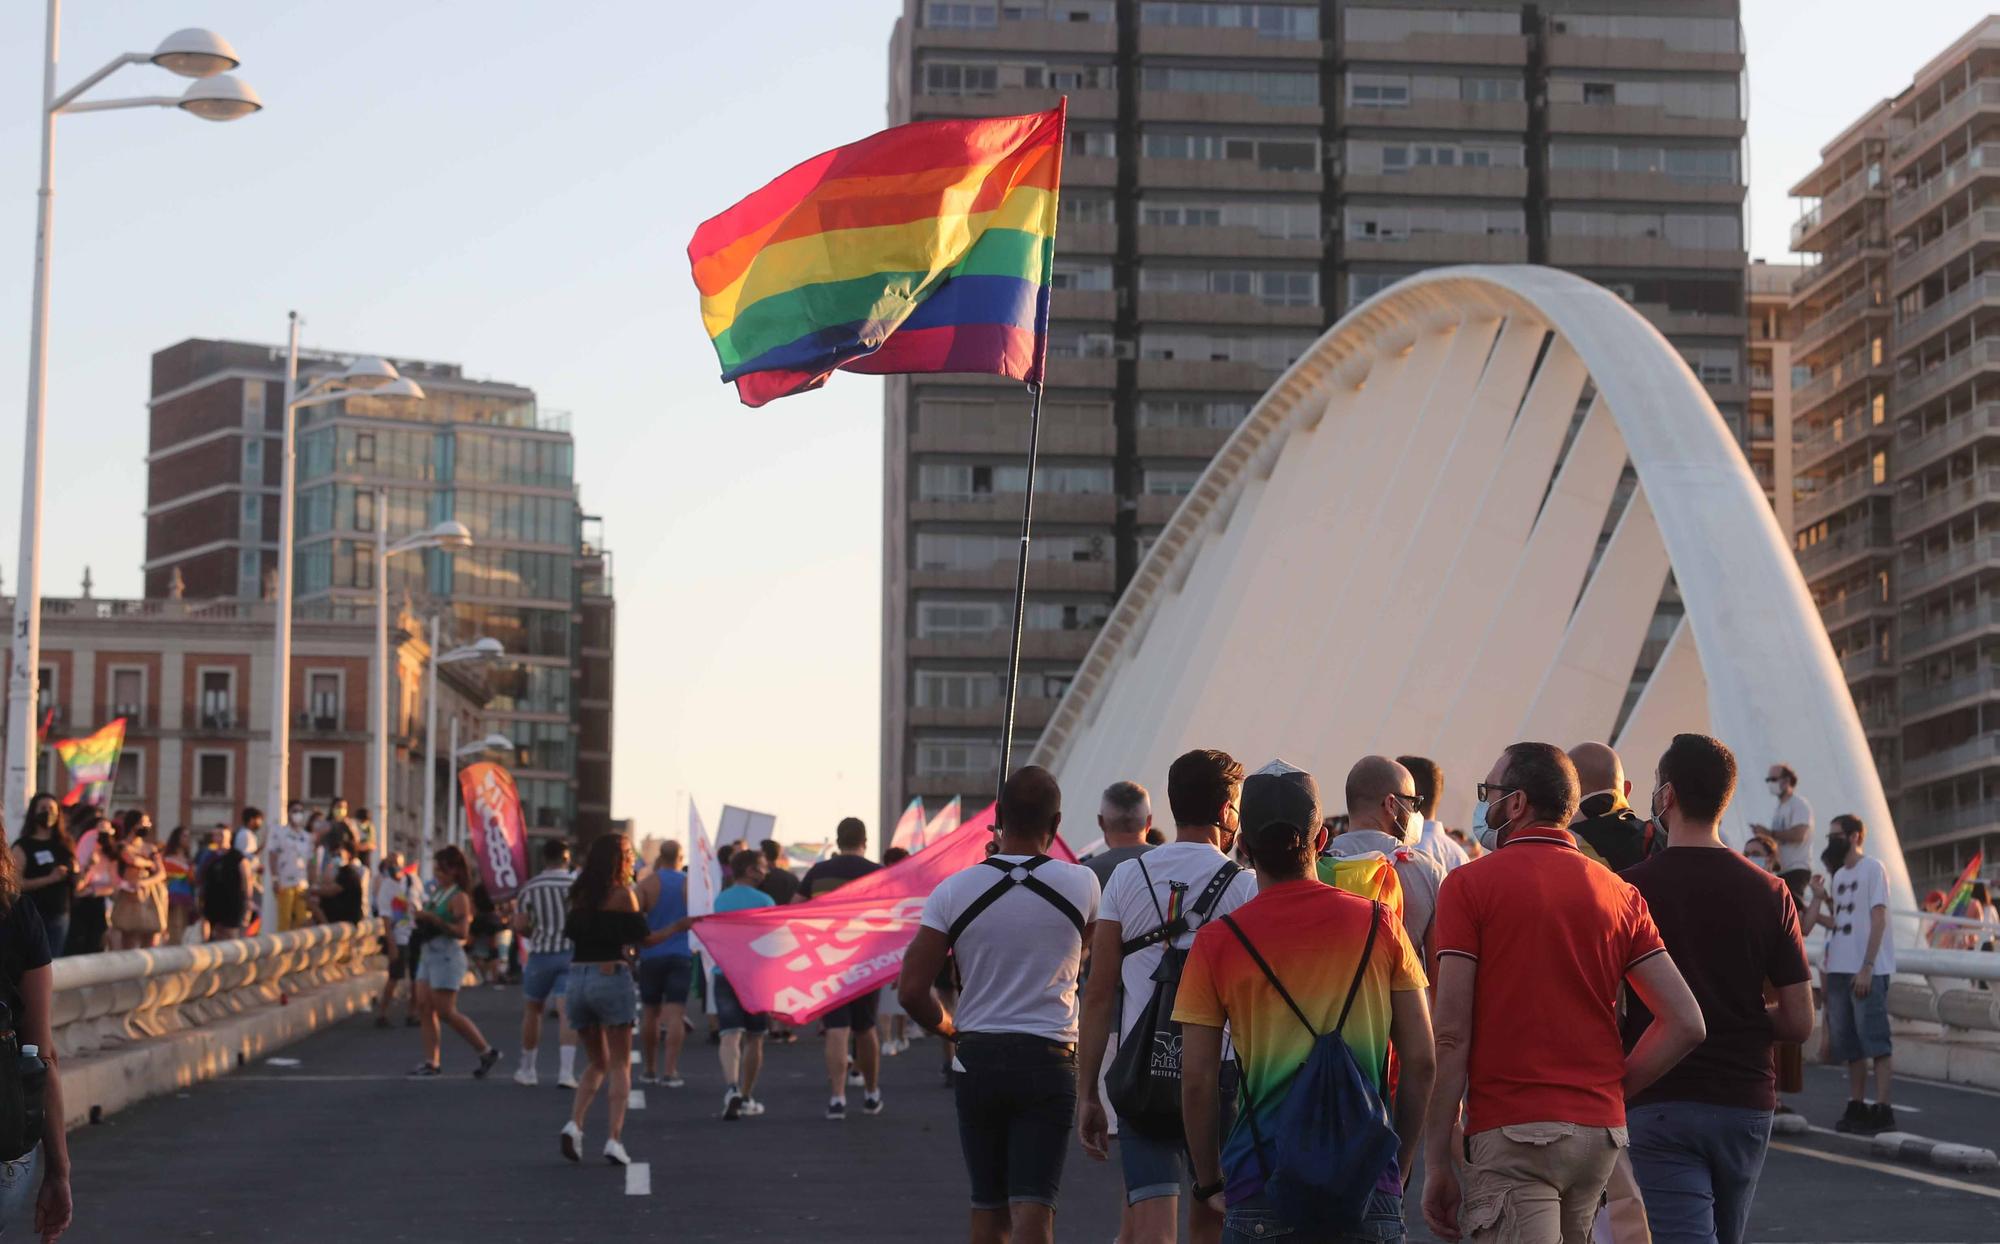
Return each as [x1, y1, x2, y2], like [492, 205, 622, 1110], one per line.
[1821, 836, 1851, 874]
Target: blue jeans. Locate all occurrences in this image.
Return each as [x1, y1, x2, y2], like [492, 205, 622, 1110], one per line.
[1626, 1102, 1773, 1244]
[566, 963, 638, 1029]
[1120, 1062, 1241, 1205]
[1222, 1187, 1405, 1243]
[1823, 974, 1893, 1063]
[521, 950, 571, 1004]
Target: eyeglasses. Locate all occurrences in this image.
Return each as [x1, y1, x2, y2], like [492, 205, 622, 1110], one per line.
[1387, 793, 1419, 815]
[1475, 783, 1515, 803]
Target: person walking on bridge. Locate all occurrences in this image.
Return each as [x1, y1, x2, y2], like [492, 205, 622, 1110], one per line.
[407, 845, 502, 1081]
[797, 817, 883, 1118]
[513, 838, 577, 1088]
[635, 839, 693, 1089]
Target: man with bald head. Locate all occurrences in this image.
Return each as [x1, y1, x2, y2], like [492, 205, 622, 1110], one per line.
[899, 766, 1100, 1244]
[1568, 741, 1662, 872]
[1326, 755, 1446, 960]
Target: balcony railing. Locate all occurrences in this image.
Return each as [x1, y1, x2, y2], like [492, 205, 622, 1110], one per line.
[1900, 535, 2000, 595]
[1902, 667, 2000, 718]
[1893, 207, 2000, 288]
[1818, 590, 1893, 627]
[1902, 798, 2000, 839]
[1796, 470, 1884, 527]
[1896, 273, 2000, 352]
[1794, 344, 1886, 410]
[1792, 168, 1882, 248]
[1902, 600, 2000, 654]
[1896, 468, 2000, 533]
[1841, 647, 1893, 679]
[1898, 403, 2000, 475]
[1890, 143, 2000, 228]
[1901, 732, 2000, 787]
[1795, 284, 1889, 354]
[1794, 230, 1890, 296]
[1890, 80, 2000, 165]
[1796, 525, 1897, 580]
[1794, 412, 1887, 470]
[1895, 337, 2000, 409]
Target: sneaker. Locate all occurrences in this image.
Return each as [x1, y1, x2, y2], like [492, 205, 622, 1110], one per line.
[847, 1066, 865, 1088]
[635, 1072, 658, 1087]
[863, 1093, 884, 1116]
[1869, 1102, 1898, 1134]
[474, 1048, 503, 1079]
[723, 1088, 744, 1122]
[513, 1066, 539, 1087]
[603, 1138, 632, 1166]
[407, 1063, 441, 1079]
[663, 1074, 686, 1089]
[1834, 1099, 1870, 1133]
[740, 1098, 765, 1117]
[557, 1073, 579, 1090]
[826, 1098, 847, 1121]
[559, 1121, 583, 1163]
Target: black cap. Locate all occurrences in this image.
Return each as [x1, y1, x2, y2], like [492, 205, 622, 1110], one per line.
[1241, 759, 1320, 847]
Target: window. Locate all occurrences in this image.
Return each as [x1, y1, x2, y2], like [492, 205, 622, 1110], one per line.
[199, 669, 235, 729]
[1143, 132, 1318, 172]
[915, 669, 1001, 709]
[242, 493, 261, 530]
[1346, 6, 1518, 39]
[1139, 398, 1251, 429]
[923, 62, 1000, 96]
[1140, 331, 1316, 370]
[1140, 3, 1317, 38]
[1140, 267, 1317, 306]
[925, 1, 997, 27]
[1462, 76, 1523, 102]
[918, 599, 1004, 637]
[1552, 14, 1741, 54]
[354, 490, 375, 533]
[1349, 139, 1524, 174]
[1144, 467, 1202, 495]
[1051, 261, 1113, 291]
[240, 549, 261, 594]
[1552, 76, 1740, 120]
[355, 432, 375, 463]
[1347, 73, 1410, 107]
[1067, 129, 1117, 157]
[915, 531, 1109, 570]
[108, 667, 145, 723]
[196, 751, 233, 800]
[307, 670, 342, 728]
[1346, 204, 1526, 241]
[1582, 81, 1615, 104]
[1141, 66, 1318, 106]
[1139, 199, 1318, 240]
[112, 748, 143, 800]
[243, 438, 263, 473]
[35, 667, 55, 728]
[304, 753, 342, 802]
[916, 738, 1002, 778]
[1678, 346, 1740, 386]
[1060, 196, 1114, 225]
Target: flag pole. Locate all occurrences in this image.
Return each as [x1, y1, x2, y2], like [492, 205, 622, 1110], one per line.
[996, 380, 1046, 811]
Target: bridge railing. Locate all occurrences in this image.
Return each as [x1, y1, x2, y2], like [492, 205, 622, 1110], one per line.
[49, 920, 382, 1062]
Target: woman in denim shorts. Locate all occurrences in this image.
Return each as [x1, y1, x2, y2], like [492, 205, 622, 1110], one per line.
[559, 834, 686, 1167]
[406, 846, 501, 1080]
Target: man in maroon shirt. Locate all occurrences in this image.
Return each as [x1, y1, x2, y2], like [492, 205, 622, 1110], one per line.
[1621, 734, 1814, 1244]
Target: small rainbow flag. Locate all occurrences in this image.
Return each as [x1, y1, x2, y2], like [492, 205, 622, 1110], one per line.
[689, 103, 1064, 407]
[54, 717, 126, 807]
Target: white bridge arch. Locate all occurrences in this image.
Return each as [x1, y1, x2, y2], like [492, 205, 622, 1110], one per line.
[1033, 265, 1911, 906]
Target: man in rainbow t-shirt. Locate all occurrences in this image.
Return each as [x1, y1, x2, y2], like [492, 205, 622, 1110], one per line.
[1175, 759, 1437, 1243]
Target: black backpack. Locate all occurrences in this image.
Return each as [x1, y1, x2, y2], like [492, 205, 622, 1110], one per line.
[1105, 857, 1241, 1139]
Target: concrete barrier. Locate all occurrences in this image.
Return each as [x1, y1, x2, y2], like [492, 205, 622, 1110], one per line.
[51, 921, 384, 1128]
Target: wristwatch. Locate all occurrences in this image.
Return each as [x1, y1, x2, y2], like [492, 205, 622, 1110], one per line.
[1192, 1177, 1226, 1201]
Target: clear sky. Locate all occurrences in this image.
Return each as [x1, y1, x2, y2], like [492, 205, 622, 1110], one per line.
[0, 1, 1992, 848]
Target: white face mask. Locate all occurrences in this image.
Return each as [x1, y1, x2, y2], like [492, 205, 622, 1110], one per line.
[1471, 799, 1499, 852]
[1766, 779, 1784, 797]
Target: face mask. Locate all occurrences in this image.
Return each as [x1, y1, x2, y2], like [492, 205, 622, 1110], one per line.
[1473, 797, 1511, 852]
[1821, 836, 1850, 875]
[1766, 780, 1784, 797]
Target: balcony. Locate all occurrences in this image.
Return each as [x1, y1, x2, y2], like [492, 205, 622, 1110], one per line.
[1343, 99, 1527, 134]
[1138, 159, 1318, 194]
[911, 560, 1115, 593]
[1137, 91, 1320, 128]
[915, 88, 1115, 123]
[1546, 102, 1745, 141]
[908, 769, 1001, 800]
[913, 411, 1113, 456]
[1841, 647, 1894, 681]
[1135, 225, 1321, 261]
[1792, 169, 1884, 251]
[910, 696, 1061, 731]
[1896, 469, 2000, 536]
[1900, 535, 2000, 596]
[1898, 403, 2000, 477]
[1346, 165, 1529, 199]
[1545, 32, 1744, 74]
[1633, 306, 1748, 338]
[1901, 601, 2000, 659]
[1793, 285, 1890, 357]
[1792, 345, 1888, 413]
[1795, 470, 1885, 529]
[1343, 30, 1528, 66]
[1796, 524, 1897, 582]
[1889, 80, 2000, 169]
[1136, 291, 1321, 327]
[911, 18, 1113, 54]
[908, 631, 1097, 663]
[1139, 25, 1317, 59]
[1899, 798, 2000, 843]
[1346, 233, 1529, 264]
[912, 493, 1118, 524]
[1545, 235, 1741, 271]
[1546, 168, 1742, 206]
[1896, 273, 2000, 356]
[1066, 156, 1117, 188]
[1891, 207, 2000, 293]
[1794, 230, 1891, 298]
[1818, 590, 1896, 629]
[1135, 358, 1288, 392]
[1893, 144, 2000, 231]
[1061, 222, 1116, 255]
[1137, 426, 1235, 459]
[1793, 415, 1888, 474]
[1902, 667, 2000, 721]
[1136, 493, 1186, 525]
[1895, 338, 2000, 410]
[1900, 733, 2000, 787]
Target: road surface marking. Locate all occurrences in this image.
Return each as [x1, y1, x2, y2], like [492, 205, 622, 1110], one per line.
[1893, 1072, 2000, 1101]
[1769, 1142, 2000, 1199]
[625, 1162, 651, 1196]
[630, 1050, 641, 1064]
[628, 1089, 646, 1110]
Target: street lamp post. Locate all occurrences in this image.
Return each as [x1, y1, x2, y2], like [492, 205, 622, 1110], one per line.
[260, 337, 422, 929]
[5, 15, 262, 823]
[422, 624, 502, 868]
[375, 514, 472, 869]
[443, 725, 514, 863]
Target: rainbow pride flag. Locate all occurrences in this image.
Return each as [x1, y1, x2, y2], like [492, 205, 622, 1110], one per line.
[689, 103, 1064, 407]
[55, 717, 126, 807]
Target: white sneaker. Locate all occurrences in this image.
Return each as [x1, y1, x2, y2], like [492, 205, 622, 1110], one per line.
[740, 1098, 765, 1117]
[723, 1087, 744, 1121]
[603, 1138, 632, 1166]
[557, 1073, 579, 1090]
[559, 1121, 583, 1163]
[513, 1066, 539, 1087]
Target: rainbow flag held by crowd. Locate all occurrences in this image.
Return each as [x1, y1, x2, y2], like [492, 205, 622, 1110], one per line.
[54, 718, 126, 807]
[1931, 851, 1985, 946]
[689, 103, 1064, 407]
[888, 797, 927, 854]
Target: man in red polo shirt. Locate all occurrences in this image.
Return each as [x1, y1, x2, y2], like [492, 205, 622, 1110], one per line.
[1421, 742, 1706, 1244]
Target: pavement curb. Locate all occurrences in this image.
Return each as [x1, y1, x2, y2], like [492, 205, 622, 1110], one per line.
[1869, 1130, 2000, 1173]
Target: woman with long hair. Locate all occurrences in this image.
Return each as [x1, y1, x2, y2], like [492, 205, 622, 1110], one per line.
[109, 813, 166, 951]
[560, 834, 682, 1166]
[0, 815, 74, 1238]
[11, 797, 73, 960]
[65, 811, 118, 957]
[407, 846, 501, 1079]
[160, 828, 195, 946]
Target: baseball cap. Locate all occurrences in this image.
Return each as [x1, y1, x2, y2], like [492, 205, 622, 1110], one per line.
[1241, 758, 1321, 852]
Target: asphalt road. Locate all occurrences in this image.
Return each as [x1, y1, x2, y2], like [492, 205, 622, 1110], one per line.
[56, 981, 2000, 1242]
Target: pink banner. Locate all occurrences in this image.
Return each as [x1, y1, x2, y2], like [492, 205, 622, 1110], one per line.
[697, 805, 996, 1024]
[459, 762, 531, 901]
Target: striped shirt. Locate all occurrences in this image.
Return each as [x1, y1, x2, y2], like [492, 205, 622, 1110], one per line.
[517, 869, 577, 956]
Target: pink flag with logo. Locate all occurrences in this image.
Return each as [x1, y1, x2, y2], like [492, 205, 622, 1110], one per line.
[696, 804, 996, 1024]
[458, 762, 530, 901]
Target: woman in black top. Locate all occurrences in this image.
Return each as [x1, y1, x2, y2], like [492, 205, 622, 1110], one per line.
[558, 834, 677, 1166]
[0, 813, 72, 1239]
[11, 797, 72, 959]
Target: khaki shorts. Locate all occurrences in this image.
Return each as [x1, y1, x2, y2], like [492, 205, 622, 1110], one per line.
[1462, 1121, 1627, 1244]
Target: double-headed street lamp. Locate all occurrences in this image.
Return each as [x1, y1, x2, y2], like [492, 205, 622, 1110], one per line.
[6, 16, 262, 821]
[376, 510, 472, 863]
[423, 629, 504, 867]
[260, 319, 423, 929]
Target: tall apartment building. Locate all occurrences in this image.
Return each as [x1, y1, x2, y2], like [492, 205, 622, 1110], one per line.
[1748, 259, 1803, 533]
[1788, 17, 2000, 891]
[882, 0, 1747, 831]
[145, 339, 616, 840]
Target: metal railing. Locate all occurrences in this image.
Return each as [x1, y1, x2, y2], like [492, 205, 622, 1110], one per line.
[1902, 600, 2000, 653]
[1901, 732, 2000, 785]
[1896, 273, 2000, 351]
[1899, 403, 2000, 475]
[1890, 80, 2000, 164]
[1794, 344, 1887, 410]
[1901, 667, 2000, 718]
[1890, 143, 2000, 229]
[1894, 208, 2000, 289]
[1896, 337, 2000, 409]
[1897, 469, 2000, 533]
[1901, 535, 2000, 595]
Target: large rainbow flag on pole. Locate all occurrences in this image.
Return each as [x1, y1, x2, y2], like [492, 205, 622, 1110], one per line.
[689, 103, 1065, 407]
[54, 717, 126, 807]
